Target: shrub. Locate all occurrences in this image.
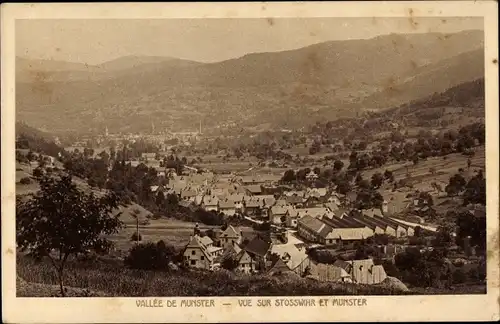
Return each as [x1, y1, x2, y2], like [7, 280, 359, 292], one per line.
[19, 177, 32, 185]
[130, 232, 142, 241]
[124, 241, 170, 271]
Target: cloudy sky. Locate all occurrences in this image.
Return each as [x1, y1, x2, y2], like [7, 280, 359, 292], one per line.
[16, 17, 483, 64]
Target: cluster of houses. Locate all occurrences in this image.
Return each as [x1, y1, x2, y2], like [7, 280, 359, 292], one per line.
[182, 224, 396, 285]
[297, 210, 415, 247]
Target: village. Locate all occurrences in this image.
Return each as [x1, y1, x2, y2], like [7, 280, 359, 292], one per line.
[119, 151, 483, 287]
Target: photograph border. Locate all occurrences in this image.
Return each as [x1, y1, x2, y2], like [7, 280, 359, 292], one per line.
[2, 1, 499, 323]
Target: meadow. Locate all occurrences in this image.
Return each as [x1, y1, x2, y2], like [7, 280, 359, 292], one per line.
[16, 255, 412, 297]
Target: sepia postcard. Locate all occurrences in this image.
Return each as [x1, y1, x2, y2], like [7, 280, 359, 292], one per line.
[1, 1, 499, 323]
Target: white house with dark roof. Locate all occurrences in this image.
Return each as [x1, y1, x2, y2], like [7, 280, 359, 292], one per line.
[183, 235, 223, 270]
[219, 225, 242, 247]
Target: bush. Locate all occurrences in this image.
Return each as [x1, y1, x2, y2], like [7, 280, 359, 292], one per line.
[130, 232, 142, 241]
[124, 241, 170, 271]
[19, 177, 32, 185]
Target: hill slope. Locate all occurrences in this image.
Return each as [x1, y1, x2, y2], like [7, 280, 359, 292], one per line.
[15, 30, 485, 134]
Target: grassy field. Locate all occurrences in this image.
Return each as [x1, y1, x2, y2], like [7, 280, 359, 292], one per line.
[362, 146, 485, 185]
[16, 255, 412, 297]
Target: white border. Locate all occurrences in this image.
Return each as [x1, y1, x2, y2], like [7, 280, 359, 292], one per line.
[2, 2, 499, 323]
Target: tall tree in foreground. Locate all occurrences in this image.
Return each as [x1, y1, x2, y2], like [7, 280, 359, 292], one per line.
[16, 174, 123, 296]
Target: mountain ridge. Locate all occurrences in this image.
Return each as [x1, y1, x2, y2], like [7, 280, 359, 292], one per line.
[15, 30, 485, 135]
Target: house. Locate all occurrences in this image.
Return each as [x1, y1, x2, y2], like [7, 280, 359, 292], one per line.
[297, 215, 329, 243]
[269, 206, 288, 225]
[362, 208, 384, 218]
[286, 195, 305, 208]
[343, 259, 387, 285]
[374, 215, 414, 237]
[310, 262, 352, 283]
[307, 188, 328, 198]
[350, 214, 398, 237]
[275, 199, 288, 207]
[180, 189, 197, 202]
[244, 184, 262, 195]
[236, 250, 257, 274]
[183, 235, 223, 270]
[270, 242, 311, 276]
[244, 199, 262, 216]
[286, 207, 330, 228]
[219, 225, 242, 247]
[296, 207, 330, 219]
[226, 193, 245, 212]
[324, 202, 339, 212]
[194, 194, 205, 206]
[141, 152, 157, 161]
[218, 200, 237, 216]
[325, 228, 373, 247]
[260, 195, 276, 208]
[201, 195, 219, 212]
[242, 235, 272, 271]
[267, 258, 291, 275]
[283, 190, 306, 198]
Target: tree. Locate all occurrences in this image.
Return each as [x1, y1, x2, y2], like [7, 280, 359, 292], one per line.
[221, 255, 239, 270]
[19, 177, 32, 185]
[333, 160, 344, 172]
[371, 172, 384, 189]
[155, 190, 165, 208]
[463, 172, 486, 206]
[433, 224, 454, 248]
[445, 174, 467, 196]
[33, 167, 44, 178]
[16, 175, 122, 296]
[456, 210, 486, 253]
[281, 170, 296, 183]
[124, 241, 172, 270]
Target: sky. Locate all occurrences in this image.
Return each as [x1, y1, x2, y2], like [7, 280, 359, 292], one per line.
[16, 17, 483, 65]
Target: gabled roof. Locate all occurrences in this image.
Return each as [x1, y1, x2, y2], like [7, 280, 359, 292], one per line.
[244, 236, 271, 257]
[324, 202, 339, 212]
[321, 215, 366, 229]
[313, 263, 351, 282]
[245, 200, 261, 208]
[226, 193, 245, 202]
[221, 225, 240, 238]
[219, 200, 236, 209]
[286, 195, 305, 204]
[179, 200, 193, 208]
[350, 214, 395, 231]
[237, 250, 255, 264]
[298, 215, 330, 234]
[373, 215, 411, 230]
[275, 199, 288, 207]
[244, 184, 262, 194]
[202, 195, 219, 206]
[200, 236, 214, 246]
[328, 228, 369, 241]
[296, 207, 329, 218]
[271, 243, 309, 270]
[270, 206, 288, 215]
[181, 189, 197, 198]
[268, 258, 291, 274]
[283, 191, 306, 197]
